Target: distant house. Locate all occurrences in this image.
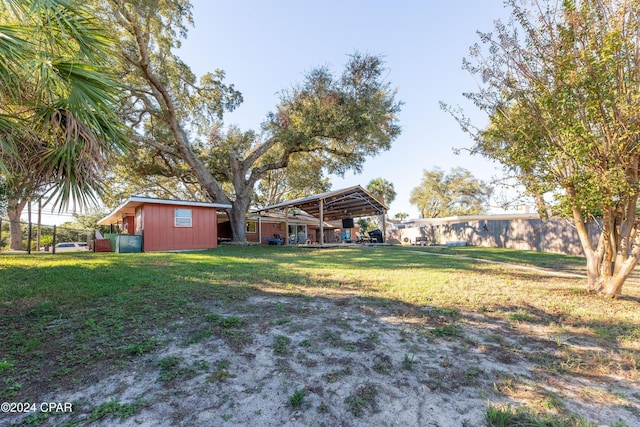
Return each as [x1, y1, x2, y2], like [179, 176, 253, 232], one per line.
[97, 196, 232, 252]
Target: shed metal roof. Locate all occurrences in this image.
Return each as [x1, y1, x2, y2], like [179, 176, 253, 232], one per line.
[97, 196, 232, 225]
[253, 185, 387, 220]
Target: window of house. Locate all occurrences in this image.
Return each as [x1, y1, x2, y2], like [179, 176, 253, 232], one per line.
[175, 208, 192, 227]
[246, 221, 257, 233]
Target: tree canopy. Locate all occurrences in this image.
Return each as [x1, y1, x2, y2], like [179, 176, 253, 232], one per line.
[447, 0, 640, 296]
[102, 0, 402, 242]
[409, 167, 490, 218]
[254, 152, 331, 208]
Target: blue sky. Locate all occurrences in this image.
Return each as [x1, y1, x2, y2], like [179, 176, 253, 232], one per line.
[27, 0, 514, 225]
[177, 0, 514, 218]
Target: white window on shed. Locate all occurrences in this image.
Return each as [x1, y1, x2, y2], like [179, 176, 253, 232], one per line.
[175, 208, 192, 227]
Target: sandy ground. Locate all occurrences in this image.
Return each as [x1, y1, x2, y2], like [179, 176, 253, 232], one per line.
[5, 290, 639, 427]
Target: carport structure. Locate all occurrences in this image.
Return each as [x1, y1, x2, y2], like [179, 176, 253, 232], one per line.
[253, 185, 388, 245]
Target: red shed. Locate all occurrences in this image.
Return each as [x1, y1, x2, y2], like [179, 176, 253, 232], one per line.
[97, 196, 232, 252]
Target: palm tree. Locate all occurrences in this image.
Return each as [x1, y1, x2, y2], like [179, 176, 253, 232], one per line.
[394, 212, 409, 221]
[366, 178, 396, 233]
[366, 178, 396, 206]
[0, 0, 126, 248]
[0, 0, 126, 202]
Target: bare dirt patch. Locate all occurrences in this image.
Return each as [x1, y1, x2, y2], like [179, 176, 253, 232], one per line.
[4, 295, 640, 426]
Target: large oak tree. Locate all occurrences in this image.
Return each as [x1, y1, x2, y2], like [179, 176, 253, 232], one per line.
[409, 167, 490, 218]
[103, 0, 401, 242]
[448, 0, 640, 296]
[253, 152, 332, 209]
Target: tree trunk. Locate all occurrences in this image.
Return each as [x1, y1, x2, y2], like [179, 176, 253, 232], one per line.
[570, 200, 601, 291]
[584, 251, 602, 291]
[600, 272, 627, 298]
[228, 209, 246, 243]
[226, 195, 253, 243]
[7, 199, 26, 250]
[573, 190, 640, 297]
[37, 199, 42, 251]
[598, 238, 639, 298]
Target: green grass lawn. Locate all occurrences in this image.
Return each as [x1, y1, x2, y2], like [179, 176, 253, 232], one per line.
[412, 245, 588, 269]
[0, 245, 616, 319]
[1, 245, 639, 426]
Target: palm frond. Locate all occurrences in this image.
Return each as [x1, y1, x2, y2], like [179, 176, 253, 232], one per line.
[0, 24, 29, 101]
[0, 0, 127, 207]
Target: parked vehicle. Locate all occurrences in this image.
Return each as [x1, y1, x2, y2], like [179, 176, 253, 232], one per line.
[45, 242, 89, 252]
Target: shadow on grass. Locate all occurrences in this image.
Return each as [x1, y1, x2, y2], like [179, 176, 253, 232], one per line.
[1, 246, 639, 425]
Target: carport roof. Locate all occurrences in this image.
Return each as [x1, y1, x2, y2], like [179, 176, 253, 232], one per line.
[253, 185, 387, 219]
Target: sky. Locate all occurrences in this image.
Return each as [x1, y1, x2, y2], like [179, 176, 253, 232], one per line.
[177, 0, 515, 218]
[27, 0, 515, 225]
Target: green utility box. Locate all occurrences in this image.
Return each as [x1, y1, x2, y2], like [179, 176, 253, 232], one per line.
[115, 234, 142, 253]
[103, 233, 119, 251]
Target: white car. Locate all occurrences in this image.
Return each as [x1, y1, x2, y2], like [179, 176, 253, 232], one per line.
[52, 242, 89, 252]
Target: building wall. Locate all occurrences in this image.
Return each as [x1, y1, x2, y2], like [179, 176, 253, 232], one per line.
[251, 221, 314, 244]
[252, 221, 285, 243]
[397, 218, 600, 256]
[122, 216, 135, 235]
[218, 218, 356, 244]
[142, 203, 218, 251]
[259, 222, 360, 244]
[216, 219, 300, 243]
